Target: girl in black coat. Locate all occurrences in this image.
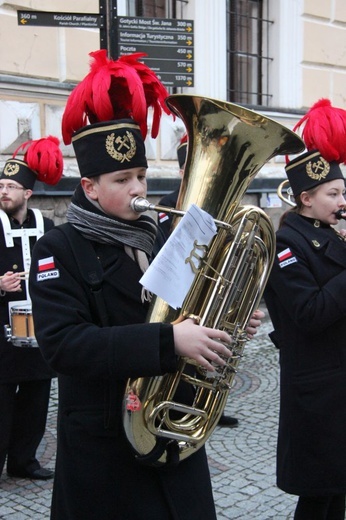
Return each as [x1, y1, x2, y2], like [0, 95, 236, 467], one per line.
[264, 149, 346, 520]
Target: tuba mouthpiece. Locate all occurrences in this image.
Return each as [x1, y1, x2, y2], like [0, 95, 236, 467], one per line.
[130, 197, 153, 213]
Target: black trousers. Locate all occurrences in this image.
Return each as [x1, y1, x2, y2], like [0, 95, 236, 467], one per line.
[0, 379, 51, 476]
[294, 494, 346, 520]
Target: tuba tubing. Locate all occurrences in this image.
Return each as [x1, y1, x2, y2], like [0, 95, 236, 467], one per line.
[277, 179, 296, 207]
[131, 196, 231, 229]
[122, 94, 305, 466]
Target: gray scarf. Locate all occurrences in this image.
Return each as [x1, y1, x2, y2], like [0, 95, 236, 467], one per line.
[66, 203, 156, 257]
[66, 186, 157, 298]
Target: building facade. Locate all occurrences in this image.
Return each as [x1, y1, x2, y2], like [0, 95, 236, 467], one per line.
[0, 0, 346, 227]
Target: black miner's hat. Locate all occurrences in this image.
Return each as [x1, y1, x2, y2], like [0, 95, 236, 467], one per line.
[285, 149, 344, 198]
[0, 137, 63, 189]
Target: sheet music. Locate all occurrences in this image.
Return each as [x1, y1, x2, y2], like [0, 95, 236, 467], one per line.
[140, 204, 217, 309]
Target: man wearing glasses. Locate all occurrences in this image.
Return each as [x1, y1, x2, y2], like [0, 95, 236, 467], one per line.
[0, 137, 62, 481]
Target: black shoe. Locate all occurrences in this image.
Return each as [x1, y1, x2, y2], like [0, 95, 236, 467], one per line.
[218, 414, 239, 427]
[8, 467, 54, 480]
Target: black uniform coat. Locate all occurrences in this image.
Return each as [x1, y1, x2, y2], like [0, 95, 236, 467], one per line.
[152, 188, 180, 258]
[29, 223, 217, 520]
[157, 187, 180, 240]
[264, 211, 346, 496]
[0, 209, 55, 383]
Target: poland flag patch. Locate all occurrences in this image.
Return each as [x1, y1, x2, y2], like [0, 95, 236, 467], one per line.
[159, 211, 169, 224]
[38, 256, 55, 272]
[37, 256, 60, 281]
[277, 248, 297, 268]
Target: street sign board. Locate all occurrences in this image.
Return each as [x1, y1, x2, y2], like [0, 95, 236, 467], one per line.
[17, 11, 194, 87]
[117, 16, 194, 88]
[17, 11, 103, 29]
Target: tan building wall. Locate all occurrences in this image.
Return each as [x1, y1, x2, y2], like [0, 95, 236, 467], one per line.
[302, 0, 346, 107]
[0, 1, 99, 81]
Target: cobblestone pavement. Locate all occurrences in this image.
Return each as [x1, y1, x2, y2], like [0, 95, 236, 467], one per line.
[207, 303, 297, 519]
[0, 304, 332, 519]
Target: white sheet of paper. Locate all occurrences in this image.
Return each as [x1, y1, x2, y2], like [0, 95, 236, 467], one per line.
[140, 204, 217, 309]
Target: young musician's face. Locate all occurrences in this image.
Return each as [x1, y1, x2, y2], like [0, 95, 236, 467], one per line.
[82, 167, 147, 220]
[301, 179, 346, 225]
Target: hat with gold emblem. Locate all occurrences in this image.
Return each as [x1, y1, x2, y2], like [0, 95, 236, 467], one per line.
[285, 98, 346, 197]
[0, 136, 63, 190]
[62, 50, 172, 178]
[285, 149, 344, 197]
[71, 119, 148, 178]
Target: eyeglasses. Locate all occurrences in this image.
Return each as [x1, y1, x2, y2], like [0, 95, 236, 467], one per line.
[0, 184, 25, 191]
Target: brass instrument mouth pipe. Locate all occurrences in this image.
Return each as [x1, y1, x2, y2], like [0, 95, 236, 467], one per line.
[130, 196, 231, 229]
[131, 196, 186, 218]
[335, 209, 346, 220]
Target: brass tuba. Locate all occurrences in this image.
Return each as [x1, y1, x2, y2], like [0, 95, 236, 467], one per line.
[122, 94, 304, 466]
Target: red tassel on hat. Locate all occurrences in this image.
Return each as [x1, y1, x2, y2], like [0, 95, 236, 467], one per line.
[62, 49, 172, 145]
[13, 136, 63, 185]
[293, 98, 346, 164]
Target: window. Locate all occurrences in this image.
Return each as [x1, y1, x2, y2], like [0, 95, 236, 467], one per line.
[127, 0, 187, 18]
[227, 0, 273, 106]
[130, 0, 166, 17]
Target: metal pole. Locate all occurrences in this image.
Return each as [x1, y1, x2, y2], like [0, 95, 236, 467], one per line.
[99, 0, 118, 59]
[99, 0, 107, 51]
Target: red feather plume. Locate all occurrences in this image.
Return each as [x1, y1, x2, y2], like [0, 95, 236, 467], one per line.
[119, 53, 171, 138]
[293, 98, 346, 164]
[62, 50, 172, 145]
[13, 136, 63, 185]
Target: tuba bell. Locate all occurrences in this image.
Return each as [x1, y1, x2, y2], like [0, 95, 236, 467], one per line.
[122, 94, 305, 466]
